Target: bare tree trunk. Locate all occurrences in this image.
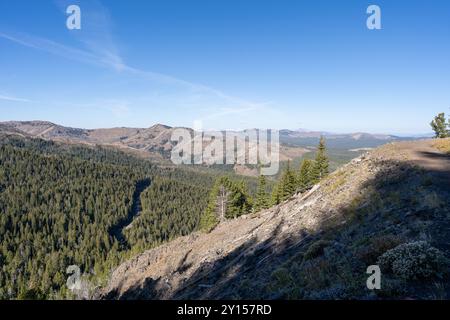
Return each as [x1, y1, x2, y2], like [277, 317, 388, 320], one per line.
[216, 186, 229, 222]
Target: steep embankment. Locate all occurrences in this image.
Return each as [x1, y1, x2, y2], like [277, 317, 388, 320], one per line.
[100, 139, 450, 300]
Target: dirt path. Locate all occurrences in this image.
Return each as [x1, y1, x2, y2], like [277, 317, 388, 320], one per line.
[388, 139, 450, 188]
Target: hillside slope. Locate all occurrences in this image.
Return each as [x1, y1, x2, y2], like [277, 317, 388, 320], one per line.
[0, 121, 310, 168]
[100, 139, 450, 300]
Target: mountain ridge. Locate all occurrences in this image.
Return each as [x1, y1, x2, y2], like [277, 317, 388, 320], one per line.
[0, 120, 424, 176]
[99, 139, 450, 300]
[1, 120, 414, 139]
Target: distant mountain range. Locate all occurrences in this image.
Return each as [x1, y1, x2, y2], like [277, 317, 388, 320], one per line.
[281, 128, 396, 140]
[279, 129, 419, 149]
[0, 120, 424, 161]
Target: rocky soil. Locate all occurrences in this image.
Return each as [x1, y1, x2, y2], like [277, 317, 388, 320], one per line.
[99, 139, 450, 300]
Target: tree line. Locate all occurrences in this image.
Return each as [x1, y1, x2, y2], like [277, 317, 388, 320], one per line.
[200, 137, 330, 231]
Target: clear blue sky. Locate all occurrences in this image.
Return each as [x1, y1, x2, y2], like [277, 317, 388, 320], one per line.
[1, 0, 449, 134]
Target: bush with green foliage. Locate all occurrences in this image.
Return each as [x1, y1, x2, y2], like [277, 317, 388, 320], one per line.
[377, 241, 449, 280]
[303, 240, 333, 261]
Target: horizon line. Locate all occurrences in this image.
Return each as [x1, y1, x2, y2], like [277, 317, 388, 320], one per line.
[0, 118, 434, 137]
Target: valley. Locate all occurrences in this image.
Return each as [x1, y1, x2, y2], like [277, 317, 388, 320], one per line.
[0, 122, 447, 300]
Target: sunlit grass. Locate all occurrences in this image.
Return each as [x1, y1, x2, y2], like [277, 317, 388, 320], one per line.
[432, 138, 450, 154]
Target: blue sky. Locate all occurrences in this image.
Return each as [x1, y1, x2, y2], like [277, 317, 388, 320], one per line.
[0, 0, 449, 134]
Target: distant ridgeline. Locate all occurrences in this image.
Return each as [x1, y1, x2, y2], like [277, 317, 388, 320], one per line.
[0, 134, 246, 299]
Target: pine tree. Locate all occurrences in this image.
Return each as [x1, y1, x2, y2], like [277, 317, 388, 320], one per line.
[254, 175, 270, 211]
[297, 159, 314, 190]
[312, 137, 329, 182]
[226, 179, 252, 219]
[199, 179, 222, 231]
[199, 190, 219, 232]
[271, 182, 281, 205]
[273, 161, 297, 204]
[200, 176, 252, 230]
[430, 113, 449, 138]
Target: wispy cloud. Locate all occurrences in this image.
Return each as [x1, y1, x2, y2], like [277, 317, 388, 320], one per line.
[0, 29, 268, 111]
[0, 31, 106, 68]
[0, 94, 32, 103]
[0, 0, 274, 127]
[54, 0, 126, 71]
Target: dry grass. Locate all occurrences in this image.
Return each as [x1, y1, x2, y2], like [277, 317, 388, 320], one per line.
[432, 138, 450, 154]
[324, 170, 347, 193]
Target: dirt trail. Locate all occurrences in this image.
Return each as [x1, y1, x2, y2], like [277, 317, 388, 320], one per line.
[387, 139, 450, 188]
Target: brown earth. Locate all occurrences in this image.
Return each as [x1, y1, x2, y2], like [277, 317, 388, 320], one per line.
[99, 139, 450, 300]
[0, 121, 311, 175]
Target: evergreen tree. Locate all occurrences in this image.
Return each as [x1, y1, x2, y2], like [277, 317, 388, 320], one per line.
[200, 176, 252, 231]
[430, 113, 449, 138]
[312, 137, 329, 182]
[225, 178, 252, 218]
[235, 180, 253, 215]
[254, 175, 270, 211]
[271, 182, 281, 205]
[272, 161, 297, 204]
[199, 181, 221, 232]
[297, 159, 314, 190]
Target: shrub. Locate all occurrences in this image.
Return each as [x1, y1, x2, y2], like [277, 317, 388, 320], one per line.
[270, 267, 292, 288]
[356, 234, 404, 265]
[377, 241, 449, 280]
[303, 240, 332, 261]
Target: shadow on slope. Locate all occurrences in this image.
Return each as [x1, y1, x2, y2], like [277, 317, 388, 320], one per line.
[109, 178, 151, 249]
[115, 156, 450, 300]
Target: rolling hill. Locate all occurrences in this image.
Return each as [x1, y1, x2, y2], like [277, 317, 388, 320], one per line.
[0, 121, 420, 177]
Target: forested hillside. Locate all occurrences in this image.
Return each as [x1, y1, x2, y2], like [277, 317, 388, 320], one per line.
[0, 134, 223, 299]
[124, 177, 210, 252]
[0, 142, 139, 298]
[0, 132, 347, 300]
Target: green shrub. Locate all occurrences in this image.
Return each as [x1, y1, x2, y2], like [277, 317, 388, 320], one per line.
[270, 267, 292, 288]
[303, 240, 332, 261]
[356, 234, 404, 264]
[377, 241, 449, 280]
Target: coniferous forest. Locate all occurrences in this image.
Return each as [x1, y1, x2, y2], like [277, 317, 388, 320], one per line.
[0, 133, 329, 299]
[0, 135, 220, 299]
